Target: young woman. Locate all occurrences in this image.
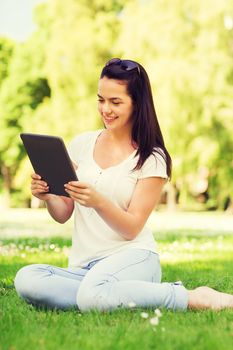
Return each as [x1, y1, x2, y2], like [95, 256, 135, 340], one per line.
[15, 58, 233, 311]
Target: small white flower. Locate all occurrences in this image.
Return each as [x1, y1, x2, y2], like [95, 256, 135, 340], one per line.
[128, 301, 136, 308]
[140, 312, 149, 319]
[174, 281, 183, 285]
[150, 317, 159, 326]
[154, 309, 162, 317]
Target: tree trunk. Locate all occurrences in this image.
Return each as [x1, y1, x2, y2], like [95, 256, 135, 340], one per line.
[1, 164, 11, 208]
[166, 182, 177, 211]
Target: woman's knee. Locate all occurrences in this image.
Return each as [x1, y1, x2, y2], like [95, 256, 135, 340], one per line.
[14, 264, 47, 300]
[76, 279, 116, 312]
[76, 285, 96, 311]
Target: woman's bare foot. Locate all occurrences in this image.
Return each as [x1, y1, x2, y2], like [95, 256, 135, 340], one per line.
[188, 286, 233, 310]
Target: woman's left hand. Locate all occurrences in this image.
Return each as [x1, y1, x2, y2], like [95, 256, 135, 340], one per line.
[64, 181, 103, 209]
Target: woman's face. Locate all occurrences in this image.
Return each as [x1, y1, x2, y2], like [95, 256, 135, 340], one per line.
[97, 76, 134, 132]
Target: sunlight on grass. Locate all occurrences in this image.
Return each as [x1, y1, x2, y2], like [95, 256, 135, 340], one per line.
[0, 209, 233, 350]
[0, 208, 73, 238]
[159, 236, 233, 264]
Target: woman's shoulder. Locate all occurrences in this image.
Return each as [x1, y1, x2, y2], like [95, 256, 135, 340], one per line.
[152, 147, 167, 163]
[68, 129, 102, 160]
[138, 147, 168, 179]
[70, 129, 101, 143]
[69, 129, 102, 148]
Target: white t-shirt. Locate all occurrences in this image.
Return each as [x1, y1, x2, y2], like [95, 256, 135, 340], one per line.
[68, 129, 168, 268]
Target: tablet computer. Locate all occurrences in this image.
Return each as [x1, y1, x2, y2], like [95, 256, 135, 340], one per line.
[20, 133, 78, 197]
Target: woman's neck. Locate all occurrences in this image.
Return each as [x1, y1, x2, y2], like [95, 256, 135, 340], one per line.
[103, 128, 136, 149]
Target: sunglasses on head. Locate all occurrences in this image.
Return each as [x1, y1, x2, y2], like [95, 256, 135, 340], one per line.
[105, 58, 140, 75]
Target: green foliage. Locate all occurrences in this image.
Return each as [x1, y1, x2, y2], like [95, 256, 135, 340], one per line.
[0, 37, 14, 86]
[0, 8, 51, 205]
[116, 0, 233, 209]
[41, 0, 124, 139]
[0, 0, 232, 208]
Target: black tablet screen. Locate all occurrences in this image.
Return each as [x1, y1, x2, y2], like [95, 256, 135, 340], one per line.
[20, 133, 78, 197]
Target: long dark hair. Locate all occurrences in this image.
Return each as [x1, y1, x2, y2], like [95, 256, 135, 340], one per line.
[100, 59, 172, 178]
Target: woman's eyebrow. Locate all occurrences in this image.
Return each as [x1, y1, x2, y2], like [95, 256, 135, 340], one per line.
[97, 94, 123, 101]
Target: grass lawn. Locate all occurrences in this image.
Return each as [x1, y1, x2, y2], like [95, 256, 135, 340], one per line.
[0, 209, 233, 350]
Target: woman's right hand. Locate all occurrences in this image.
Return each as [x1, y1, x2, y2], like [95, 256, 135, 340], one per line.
[31, 173, 54, 201]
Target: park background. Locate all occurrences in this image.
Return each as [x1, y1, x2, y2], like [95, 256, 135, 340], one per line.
[0, 0, 233, 212]
[0, 1, 233, 350]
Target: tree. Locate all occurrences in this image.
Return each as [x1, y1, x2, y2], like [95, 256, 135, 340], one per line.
[0, 7, 51, 206]
[0, 0, 125, 207]
[0, 37, 15, 206]
[116, 0, 233, 209]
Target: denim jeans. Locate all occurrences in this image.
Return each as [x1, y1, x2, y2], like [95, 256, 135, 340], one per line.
[14, 249, 188, 311]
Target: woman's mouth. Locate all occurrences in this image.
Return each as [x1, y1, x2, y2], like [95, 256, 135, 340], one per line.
[104, 116, 118, 122]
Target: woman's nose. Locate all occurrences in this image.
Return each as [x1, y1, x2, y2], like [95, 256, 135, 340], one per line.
[102, 102, 111, 114]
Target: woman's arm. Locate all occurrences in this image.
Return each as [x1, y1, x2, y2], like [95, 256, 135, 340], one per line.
[64, 177, 166, 240]
[31, 173, 74, 223]
[45, 195, 74, 224]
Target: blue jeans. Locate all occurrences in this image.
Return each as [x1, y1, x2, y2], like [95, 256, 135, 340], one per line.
[14, 249, 188, 311]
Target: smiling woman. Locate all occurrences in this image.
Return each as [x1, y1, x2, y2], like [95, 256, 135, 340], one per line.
[14, 58, 233, 312]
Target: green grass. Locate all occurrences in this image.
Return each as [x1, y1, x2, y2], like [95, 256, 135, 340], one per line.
[0, 210, 233, 350]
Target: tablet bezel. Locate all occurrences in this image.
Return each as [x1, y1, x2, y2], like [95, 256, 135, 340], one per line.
[20, 133, 78, 197]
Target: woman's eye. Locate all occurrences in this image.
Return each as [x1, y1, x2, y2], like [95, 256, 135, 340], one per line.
[98, 99, 120, 106]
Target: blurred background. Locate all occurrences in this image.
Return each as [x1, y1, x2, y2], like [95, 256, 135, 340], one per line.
[0, 0, 232, 212]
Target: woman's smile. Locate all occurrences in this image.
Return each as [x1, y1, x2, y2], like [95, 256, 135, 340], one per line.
[103, 115, 118, 122]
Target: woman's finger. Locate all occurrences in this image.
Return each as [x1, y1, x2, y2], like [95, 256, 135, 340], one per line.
[31, 173, 41, 180]
[31, 184, 49, 192]
[72, 162, 78, 170]
[31, 182, 49, 188]
[65, 189, 88, 200]
[64, 184, 89, 194]
[67, 181, 88, 188]
[31, 180, 48, 187]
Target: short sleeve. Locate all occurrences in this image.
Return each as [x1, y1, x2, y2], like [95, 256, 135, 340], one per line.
[138, 149, 168, 180]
